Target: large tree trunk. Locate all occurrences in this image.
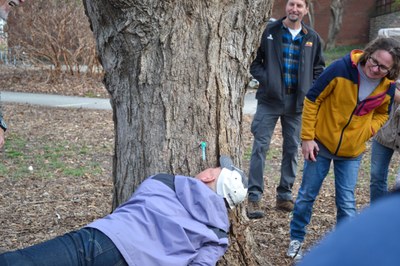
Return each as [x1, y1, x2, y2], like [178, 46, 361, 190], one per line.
[325, 0, 345, 50]
[83, 0, 273, 264]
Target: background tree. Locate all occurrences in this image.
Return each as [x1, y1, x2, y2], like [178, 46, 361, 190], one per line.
[7, 0, 100, 77]
[325, 0, 346, 50]
[83, 0, 273, 264]
[307, 0, 315, 29]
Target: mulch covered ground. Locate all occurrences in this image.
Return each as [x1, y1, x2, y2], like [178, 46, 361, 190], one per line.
[1, 65, 399, 265]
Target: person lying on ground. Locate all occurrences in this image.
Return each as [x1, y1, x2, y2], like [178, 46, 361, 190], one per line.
[0, 155, 248, 266]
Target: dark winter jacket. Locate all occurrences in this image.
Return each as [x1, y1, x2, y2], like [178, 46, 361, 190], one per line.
[250, 17, 325, 113]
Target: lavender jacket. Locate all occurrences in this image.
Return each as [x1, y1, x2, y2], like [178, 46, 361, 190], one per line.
[87, 174, 229, 266]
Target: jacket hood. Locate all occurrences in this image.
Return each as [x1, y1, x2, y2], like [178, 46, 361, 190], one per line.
[175, 175, 229, 232]
[350, 49, 363, 67]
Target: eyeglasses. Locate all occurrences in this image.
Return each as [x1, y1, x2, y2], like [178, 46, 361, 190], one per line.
[368, 56, 391, 74]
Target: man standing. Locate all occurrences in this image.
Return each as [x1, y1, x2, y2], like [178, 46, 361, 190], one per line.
[0, 111, 6, 149]
[0, 0, 25, 148]
[247, 0, 325, 218]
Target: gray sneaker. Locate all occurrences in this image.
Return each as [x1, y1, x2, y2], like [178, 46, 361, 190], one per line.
[286, 240, 303, 260]
[247, 201, 264, 219]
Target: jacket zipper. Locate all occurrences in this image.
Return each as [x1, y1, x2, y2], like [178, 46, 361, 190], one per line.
[334, 104, 357, 155]
[335, 75, 360, 155]
[334, 91, 386, 155]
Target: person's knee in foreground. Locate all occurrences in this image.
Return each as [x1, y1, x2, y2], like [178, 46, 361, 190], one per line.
[246, 0, 325, 219]
[296, 191, 400, 266]
[0, 155, 248, 266]
[286, 36, 400, 261]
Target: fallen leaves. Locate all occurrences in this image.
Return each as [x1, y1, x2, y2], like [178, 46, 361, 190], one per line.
[1, 66, 400, 266]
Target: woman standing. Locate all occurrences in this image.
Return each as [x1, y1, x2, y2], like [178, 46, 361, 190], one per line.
[370, 86, 400, 202]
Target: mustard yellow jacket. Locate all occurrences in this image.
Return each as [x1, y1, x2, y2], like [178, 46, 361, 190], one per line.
[302, 50, 395, 157]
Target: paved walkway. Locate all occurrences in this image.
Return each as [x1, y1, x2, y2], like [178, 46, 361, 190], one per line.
[1, 90, 257, 115]
[1, 91, 111, 110]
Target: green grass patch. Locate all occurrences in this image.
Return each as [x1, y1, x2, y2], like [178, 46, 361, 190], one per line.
[324, 44, 363, 65]
[4, 135, 26, 158]
[0, 133, 105, 180]
[63, 167, 86, 177]
[266, 148, 281, 160]
[243, 146, 252, 161]
[84, 91, 98, 98]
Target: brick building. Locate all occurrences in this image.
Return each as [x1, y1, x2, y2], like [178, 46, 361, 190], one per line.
[271, 0, 398, 46]
[370, 0, 400, 40]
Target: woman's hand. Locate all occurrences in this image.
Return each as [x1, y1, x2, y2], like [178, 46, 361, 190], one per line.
[302, 140, 319, 162]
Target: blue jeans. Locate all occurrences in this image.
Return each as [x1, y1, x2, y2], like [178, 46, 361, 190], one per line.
[290, 154, 362, 242]
[248, 102, 301, 202]
[370, 139, 395, 203]
[0, 228, 127, 266]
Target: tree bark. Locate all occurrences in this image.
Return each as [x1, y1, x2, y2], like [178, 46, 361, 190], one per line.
[307, 0, 315, 29]
[83, 0, 273, 264]
[325, 0, 345, 50]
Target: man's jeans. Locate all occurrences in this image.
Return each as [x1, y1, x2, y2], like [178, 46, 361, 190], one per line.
[248, 103, 301, 202]
[290, 155, 362, 242]
[0, 228, 127, 266]
[370, 139, 395, 203]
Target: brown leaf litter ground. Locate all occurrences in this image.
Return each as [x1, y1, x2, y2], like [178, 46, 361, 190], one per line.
[1, 66, 400, 265]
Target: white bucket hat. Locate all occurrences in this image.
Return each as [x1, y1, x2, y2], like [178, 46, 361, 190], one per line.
[216, 156, 248, 209]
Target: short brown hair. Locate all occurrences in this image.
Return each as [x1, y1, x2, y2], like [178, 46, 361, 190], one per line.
[287, 0, 310, 8]
[358, 37, 400, 80]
